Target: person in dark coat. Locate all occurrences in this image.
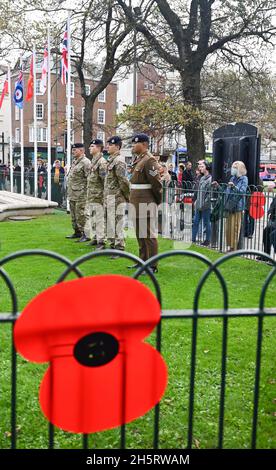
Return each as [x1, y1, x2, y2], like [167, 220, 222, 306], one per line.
[182, 161, 194, 186]
[51, 160, 65, 206]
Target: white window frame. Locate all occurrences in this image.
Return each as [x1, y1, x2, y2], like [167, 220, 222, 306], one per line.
[149, 83, 154, 91]
[29, 127, 48, 143]
[97, 109, 105, 124]
[98, 89, 106, 103]
[97, 131, 105, 143]
[15, 128, 20, 143]
[36, 79, 44, 95]
[82, 107, 85, 122]
[15, 106, 20, 121]
[66, 82, 75, 98]
[66, 105, 74, 120]
[144, 82, 149, 90]
[85, 84, 91, 96]
[36, 103, 44, 120]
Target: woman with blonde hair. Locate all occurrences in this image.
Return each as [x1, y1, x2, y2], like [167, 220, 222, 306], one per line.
[224, 160, 248, 251]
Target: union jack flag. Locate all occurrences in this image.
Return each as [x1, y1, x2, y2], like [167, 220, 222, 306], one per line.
[61, 26, 68, 85]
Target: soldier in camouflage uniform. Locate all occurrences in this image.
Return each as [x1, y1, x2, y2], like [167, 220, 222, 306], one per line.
[105, 136, 130, 258]
[66, 143, 91, 241]
[87, 138, 107, 250]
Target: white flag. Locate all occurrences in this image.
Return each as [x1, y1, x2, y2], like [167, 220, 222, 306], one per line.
[40, 45, 48, 94]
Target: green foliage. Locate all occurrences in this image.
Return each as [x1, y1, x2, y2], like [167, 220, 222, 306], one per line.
[117, 97, 204, 138]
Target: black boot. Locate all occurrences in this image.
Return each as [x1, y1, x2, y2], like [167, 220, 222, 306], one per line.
[66, 232, 81, 239]
[86, 239, 98, 247]
[95, 243, 105, 251]
[127, 263, 140, 269]
[76, 234, 91, 243]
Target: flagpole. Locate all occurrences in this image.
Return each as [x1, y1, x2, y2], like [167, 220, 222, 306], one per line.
[20, 57, 24, 195]
[67, 11, 71, 173]
[66, 12, 71, 212]
[7, 65, 14, 192]
[33, 46, 38, 197]
[47, 27, 52, 201]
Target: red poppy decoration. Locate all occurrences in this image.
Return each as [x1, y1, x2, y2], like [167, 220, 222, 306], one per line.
[249, 192, 266, 220]
[14, 275, 167, 434]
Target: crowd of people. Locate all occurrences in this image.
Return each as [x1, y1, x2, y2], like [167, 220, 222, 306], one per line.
[1, 147, 275, 262]
[0, 158, 66, 206]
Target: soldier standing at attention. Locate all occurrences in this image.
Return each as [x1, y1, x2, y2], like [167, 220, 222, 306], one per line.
[87, 139, 107, 250]
[105, 136, 130, 258]
[128, 133, 162, 273]
[66, 143, 91, 241]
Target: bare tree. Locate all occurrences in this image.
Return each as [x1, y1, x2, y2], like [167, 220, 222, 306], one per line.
[116, 0, 276, 163]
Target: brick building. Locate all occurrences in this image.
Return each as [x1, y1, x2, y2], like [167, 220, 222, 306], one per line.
[136, 63, 166, 104]
[11, 59, 117, 165]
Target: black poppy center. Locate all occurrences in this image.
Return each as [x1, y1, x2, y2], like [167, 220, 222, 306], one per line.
[73, 332, 119, 367]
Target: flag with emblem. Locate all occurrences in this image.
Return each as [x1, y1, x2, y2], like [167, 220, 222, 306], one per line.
[0, 74, 8, 109]
[13, 70, 24, 109]
[60, 25, 68, 85]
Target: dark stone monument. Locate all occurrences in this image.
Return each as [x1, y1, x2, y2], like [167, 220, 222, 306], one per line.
[212, 123, 261, 186]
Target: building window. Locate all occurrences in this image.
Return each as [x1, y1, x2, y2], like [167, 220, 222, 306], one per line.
[97, 109, 105, 124]
[36, 79, 44, 95]
[97, 131, 105, 143]
[36, 103, 44, 119]
[85, 84, 91, 96]
[149, 83, 154, 91]
[66, 105, 74, 120]
[66, 82, 75, 98]
[205, 141, 210, 151]
[82, 107, 85, 122]
[144, 82, 149, 90]
[15, 106, 20, 121]
[98, 90, 106, 102]
[29, 127, 48, 143]
[15, 128, 20, 143]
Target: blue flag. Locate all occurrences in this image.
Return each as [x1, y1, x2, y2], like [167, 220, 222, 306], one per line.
[13, 71, 24, 109]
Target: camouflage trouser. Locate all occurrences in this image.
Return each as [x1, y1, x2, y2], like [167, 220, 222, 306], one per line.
[106, 197, 126, 250]
[69, 200, 88, 234]
[88, 202, 106, 244]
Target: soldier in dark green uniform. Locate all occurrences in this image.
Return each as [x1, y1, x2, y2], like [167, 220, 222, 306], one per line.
[105, 136, 130, 258]
[128, 133, 162, 273]
[66, 143, 91, 241]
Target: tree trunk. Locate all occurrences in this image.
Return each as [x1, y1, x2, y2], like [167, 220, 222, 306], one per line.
[83, 97, 95, 159]
[180, 69, 205, 165]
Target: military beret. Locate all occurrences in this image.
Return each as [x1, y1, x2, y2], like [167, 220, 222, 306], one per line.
[90, 139, 103, 146]
[71, 143, 84, 149]
[132, 133, 149, 143]
[107, 135, 122, 145]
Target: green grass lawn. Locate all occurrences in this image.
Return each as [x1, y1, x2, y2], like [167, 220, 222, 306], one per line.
[0, 211, 275, 449]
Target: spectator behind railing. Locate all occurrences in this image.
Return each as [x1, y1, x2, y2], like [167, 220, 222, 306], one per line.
[168, 163, 177, 184]
[51, 160, 65, 207]
[213, 161, 248, 252]
[182, 161, 194, 185]
[159, 162, 171, 184]
[257, 183, 276, 262]
[0, 160, 7, 190]
[177, 164, 185, 186]
[192, 161, 212, 246]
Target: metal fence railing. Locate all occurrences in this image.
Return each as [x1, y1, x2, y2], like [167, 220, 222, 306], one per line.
[0, 249, 275, 449]
[161, 182, 276, 261]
